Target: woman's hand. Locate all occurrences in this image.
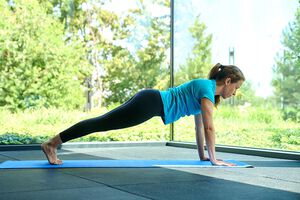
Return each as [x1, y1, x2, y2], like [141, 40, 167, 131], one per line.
[211, 160, 236, 166]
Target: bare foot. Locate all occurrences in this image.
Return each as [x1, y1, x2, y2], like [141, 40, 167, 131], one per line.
[41, 142, 63, 165]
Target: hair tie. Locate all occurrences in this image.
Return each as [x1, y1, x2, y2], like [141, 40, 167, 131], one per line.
[218, 64, 224, 71]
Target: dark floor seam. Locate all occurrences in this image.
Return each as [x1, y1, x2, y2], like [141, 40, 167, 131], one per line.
[113, 180, 209, 188]
[0, 154, 20, 161]
[61, 171, 155, 200]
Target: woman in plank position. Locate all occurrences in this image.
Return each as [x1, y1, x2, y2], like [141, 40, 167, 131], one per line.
[42, 63, 245, 166]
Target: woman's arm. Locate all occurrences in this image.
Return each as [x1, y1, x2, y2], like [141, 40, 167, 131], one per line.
[201, 98, 235, 166]
[194, 114, 208, 160]
[200, 98, 217, 162]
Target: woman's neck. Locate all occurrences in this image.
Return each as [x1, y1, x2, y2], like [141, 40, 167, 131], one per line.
[215, 84, 223, 96]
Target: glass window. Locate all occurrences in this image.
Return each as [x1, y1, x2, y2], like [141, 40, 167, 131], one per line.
[174, 0, 300, 151]
[0, 0, 170, 144]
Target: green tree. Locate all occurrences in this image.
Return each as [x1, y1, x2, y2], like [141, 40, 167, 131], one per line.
[42, 0, 170, 106]
[131, 3, 170, 92]
[0, 0, 92, 111]
[272, 5, 300, 121]
[103, 0, 170, 104]
[35, 0, 134, 108]
[46, 0, 144, 107]
[175, 16, 212, 85]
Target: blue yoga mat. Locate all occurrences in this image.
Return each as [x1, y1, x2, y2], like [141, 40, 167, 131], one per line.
[0, 159, 253, 169]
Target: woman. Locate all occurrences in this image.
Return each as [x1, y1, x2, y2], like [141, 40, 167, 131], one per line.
[42, 63, 245, 166]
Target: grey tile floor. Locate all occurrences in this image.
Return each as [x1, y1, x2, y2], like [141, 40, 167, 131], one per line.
[0, 145, 299, 200]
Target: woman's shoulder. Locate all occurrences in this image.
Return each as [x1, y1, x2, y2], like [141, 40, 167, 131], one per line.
[176, 79, 214, 91]
[188, 79, 216, 94]
[189, 78, 214, 85]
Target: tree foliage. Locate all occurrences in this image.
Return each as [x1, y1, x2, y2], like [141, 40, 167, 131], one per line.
[0, 0, 170, 110]
[0, 0, 92, 111]
[272, 5, 300, 121]
[45, 0, 170, 106]
[175, 16, 212, 85]
[103, 0, 170, 104]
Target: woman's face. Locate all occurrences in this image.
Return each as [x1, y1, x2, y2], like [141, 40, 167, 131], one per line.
[221, 78, 244, 99]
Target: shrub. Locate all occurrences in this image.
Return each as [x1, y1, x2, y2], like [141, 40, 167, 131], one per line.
[0, 132, 49, 145]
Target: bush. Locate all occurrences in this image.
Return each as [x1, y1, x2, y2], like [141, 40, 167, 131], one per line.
[0, 106, 299, 151]
[0, 0, 92, 112]
[271, 128, 300, 150]
[0, 132, 49, 145]
[283, 107, 300, 122]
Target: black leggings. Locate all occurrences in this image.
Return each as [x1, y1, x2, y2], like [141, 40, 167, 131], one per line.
[59, 89, 164, 143]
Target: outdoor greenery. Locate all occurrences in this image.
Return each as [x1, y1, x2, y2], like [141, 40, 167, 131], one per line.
[0, 0, 91, 111]
[0, 106, 169, 144]
[175, 15, 212, 84]
[0, 106, 298, 151]
[176, 105, 300, 151]
[272, 6, 300, 122]
[0, 0, 299, 151]
[0, 0, 170, 110]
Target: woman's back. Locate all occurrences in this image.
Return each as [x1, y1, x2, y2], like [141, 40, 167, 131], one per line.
[159, 78, 216, 124]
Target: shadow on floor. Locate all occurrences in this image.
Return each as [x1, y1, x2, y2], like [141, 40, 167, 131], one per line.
[0, 149, 299, 200]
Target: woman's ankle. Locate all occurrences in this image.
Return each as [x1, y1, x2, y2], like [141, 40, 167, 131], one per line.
[48, 135, 63, 148]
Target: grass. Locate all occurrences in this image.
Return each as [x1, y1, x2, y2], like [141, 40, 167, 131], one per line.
[0, 106, 169, 143]
[176, 105, 300, 151]
[0, 105, 299, 151]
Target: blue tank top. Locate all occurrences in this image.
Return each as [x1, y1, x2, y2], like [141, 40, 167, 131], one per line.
[159, 79, 216, 124]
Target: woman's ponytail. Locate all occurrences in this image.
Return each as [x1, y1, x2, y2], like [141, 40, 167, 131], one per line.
[208, 63, 222, 80]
